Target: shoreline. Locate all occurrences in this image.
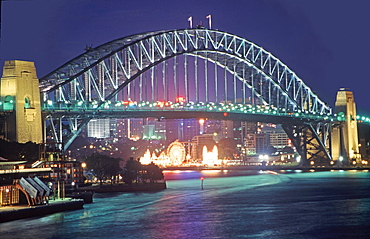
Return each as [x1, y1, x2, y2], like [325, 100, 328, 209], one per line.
[78, 182, 167, 193]
[163, 165, 370, 171]
[0, 199, 84, 223]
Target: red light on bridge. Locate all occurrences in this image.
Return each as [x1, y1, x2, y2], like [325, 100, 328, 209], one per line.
[157, 101, 165, 107]
[176, 96, 186, 103]
[223, 112, 228, 117]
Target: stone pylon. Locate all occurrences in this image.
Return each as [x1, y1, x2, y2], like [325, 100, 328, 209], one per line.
[0, 60, 43, 143]
[332, 88, 361, 164]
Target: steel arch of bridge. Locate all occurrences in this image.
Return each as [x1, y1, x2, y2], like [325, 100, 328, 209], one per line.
[40, 28, 333, 165]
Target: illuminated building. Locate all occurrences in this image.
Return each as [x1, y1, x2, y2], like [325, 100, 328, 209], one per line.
[202, 145, 221, 166]
[43, 160, 85, 185]
[140, 140, 188, 167]
[87, 119, 110, 138]
[221, 120, 234, 138]
[191, 134, 215, 160]
[142, 125, 155, 140]
[262, 124, 290, 149]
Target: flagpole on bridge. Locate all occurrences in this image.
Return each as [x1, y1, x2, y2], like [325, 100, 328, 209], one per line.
[206, 15, 212, 29]
[188, 16, 193, 28]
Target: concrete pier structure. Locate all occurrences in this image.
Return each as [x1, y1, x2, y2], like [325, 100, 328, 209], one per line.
[0, 60, 42, 143]
[332, 88, 361, 164]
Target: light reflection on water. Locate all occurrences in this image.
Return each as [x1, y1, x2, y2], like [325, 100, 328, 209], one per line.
[1, 170, 370, 238]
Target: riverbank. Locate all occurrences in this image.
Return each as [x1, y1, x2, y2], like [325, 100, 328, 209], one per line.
[0, 199, 84, 223]
[79, 182, 167, 193]
[164, 165, 370, 171]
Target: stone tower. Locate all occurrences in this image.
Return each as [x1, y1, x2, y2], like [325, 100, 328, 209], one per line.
[0, 60, 43, 143]
[332, 88, 360, 163]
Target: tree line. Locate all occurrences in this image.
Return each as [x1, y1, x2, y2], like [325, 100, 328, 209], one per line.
[85, 153, 164, 185]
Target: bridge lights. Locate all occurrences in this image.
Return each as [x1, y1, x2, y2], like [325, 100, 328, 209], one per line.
[339, 156, 344, 162]
[310, 161, 314, 165]
[176, 96, 186, 103]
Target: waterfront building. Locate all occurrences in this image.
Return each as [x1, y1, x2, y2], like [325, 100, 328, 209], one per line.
[261, 124, 291, 149]
[191, 134, 215, 161]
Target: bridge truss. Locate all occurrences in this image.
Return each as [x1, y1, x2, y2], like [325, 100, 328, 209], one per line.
[39, 29, 333, 166]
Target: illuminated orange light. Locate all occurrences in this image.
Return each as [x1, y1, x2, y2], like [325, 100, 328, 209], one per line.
[176, 96, 186, 103]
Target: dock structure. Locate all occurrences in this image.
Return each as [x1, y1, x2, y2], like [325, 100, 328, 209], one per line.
[0, 199, 84, 223]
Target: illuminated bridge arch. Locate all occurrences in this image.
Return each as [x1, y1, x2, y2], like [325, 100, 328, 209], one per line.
[40, 29, 333, 164]
[40, 29, 330, 114]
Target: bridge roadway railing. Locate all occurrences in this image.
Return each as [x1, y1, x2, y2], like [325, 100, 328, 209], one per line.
[42, 100, 335, 123]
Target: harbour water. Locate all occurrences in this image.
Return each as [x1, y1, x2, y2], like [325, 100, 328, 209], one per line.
[1, 170, 370, 238]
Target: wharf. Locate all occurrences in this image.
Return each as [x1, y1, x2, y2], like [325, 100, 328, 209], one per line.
[0, 199, 84, 223]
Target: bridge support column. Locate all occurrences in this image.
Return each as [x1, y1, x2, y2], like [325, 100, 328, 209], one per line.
[0, 60, 42, 143]
[333, 89, 361, 166]
[282, 123, 332, 167]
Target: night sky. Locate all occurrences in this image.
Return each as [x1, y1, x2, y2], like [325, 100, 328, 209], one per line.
[1, 0, 370, 114]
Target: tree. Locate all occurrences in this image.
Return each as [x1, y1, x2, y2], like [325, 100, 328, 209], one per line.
[123, 157, 142, 184]
[123, 159, 164, 184]
[0, 139, 39, 163]
[85, 153, 122, 184]
[142, 162, 164, 183]
[103, 156, 122, 184]
[218, 138, 237, 159]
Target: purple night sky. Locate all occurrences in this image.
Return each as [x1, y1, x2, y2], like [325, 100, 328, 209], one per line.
[1, 0, 370, 113]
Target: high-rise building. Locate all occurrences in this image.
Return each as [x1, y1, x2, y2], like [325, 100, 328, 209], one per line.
[142, 124, 155, 140]
[255, 133, 270, 154]
[87, 119, 110, 138]
[115, 119, 126, 138]
[180, 119, 200, 142]
[165, 119, 179, 143]
[262, 124, 290, 149]
[154, 121, 166, 140]
[220, 120, 234, 138]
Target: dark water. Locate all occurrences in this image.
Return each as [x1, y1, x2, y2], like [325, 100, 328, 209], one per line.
[1, 170, 370, 238]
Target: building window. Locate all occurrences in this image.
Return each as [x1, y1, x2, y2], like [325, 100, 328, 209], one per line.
[4, 95, 14, 110]
[24, 97, 31, 109]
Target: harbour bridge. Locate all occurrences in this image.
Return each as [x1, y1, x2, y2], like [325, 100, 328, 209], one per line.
[1, 28, 343, 166]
